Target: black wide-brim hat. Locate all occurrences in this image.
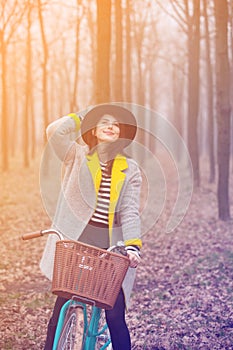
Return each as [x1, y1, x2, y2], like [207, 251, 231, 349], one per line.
[81, 104, 137, 147]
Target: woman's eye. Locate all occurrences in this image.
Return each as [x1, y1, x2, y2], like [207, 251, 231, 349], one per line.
[98, 120, 119, 128]
[98, 121, 107, 126]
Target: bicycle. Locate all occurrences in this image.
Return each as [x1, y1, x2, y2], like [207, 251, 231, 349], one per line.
[22, 229, 130, 350]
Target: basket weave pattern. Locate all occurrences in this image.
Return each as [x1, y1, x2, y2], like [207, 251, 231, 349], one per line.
[52, 241, 130, 309]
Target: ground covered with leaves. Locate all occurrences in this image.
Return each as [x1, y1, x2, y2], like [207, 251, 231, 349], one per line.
[0, 157, 233, 349]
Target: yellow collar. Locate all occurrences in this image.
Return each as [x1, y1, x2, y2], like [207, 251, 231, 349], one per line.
[86, 151, 128, 195]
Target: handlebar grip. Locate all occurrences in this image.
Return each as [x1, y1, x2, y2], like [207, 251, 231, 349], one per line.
[21, 231, 44, 240]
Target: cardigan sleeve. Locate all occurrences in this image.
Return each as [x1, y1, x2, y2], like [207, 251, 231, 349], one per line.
[119, 162, 142, 249]
[46, 116, 81, 161]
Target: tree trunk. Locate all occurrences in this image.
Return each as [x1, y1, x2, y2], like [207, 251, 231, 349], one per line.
[229, 0, 233, 170]
[186, 0, 200, 187]
[172, 67, 185, 161]
[37, 0, 49, 143]
[71, 0, 82, 111]
[214, 0, 231, 220]
[0, 2, 26, 170]
[1, 36, 8, 171]
[203, 0, 215, 183]
[114, 0, 123, 101]
[95, 0, 111, 103]
[23, 3, 32, 168]
[125, 0, 132, 102]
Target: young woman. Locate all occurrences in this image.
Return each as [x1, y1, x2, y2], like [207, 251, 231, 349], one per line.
[40, 104, 142, 350]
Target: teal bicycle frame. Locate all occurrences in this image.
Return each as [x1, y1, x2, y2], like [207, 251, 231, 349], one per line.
[52, 299, 111, 350]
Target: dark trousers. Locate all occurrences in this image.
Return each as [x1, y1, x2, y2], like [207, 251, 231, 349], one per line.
[44, 289, 131, 350]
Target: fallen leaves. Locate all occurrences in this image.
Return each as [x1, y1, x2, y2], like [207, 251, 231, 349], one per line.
[1, 157, 233, 349]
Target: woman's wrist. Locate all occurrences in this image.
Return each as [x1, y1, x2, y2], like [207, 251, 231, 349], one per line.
[68, 113, 82, 131]
[125, 245, 141, 257]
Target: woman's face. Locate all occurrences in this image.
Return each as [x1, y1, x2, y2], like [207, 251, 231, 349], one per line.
[94, 115, 120, 144]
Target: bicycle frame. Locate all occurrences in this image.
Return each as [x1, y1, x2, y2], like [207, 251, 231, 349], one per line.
[53, 299, 111, 350]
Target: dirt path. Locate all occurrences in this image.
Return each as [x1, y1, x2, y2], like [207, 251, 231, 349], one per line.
[0, 158, 233, 349]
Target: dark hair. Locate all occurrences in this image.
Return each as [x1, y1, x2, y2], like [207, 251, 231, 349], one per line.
[83, 128, 98, 150]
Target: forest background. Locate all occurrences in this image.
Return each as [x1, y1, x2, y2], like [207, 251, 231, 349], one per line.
[1, 0, 233, 349]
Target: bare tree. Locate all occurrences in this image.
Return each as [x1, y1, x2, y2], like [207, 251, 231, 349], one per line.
[186, 0, 201, 186]
[95, 0, 111, 103]
[125, 0, 132, 102]
[203, 0, 215, 183]
[172, 65, 186, 159]
[70, 0, 83, 111]
[131, 4, 151, 106]
[23, 1, 33, 167]
[113, 0, 123, 101]
[228, 0, 233, 167]
[158, 0, 201, 185]
[0, 1, 26, 170]
[37, 0, 49, 143]
[214, 0, 231, 220]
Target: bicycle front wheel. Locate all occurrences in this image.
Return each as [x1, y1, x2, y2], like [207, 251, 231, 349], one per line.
[57, 305, 84, 350]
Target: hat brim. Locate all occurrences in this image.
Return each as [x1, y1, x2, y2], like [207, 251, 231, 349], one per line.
[81, 104, 137, 147]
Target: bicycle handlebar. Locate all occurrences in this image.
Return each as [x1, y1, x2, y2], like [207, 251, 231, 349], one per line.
[21, 229, 128, 256]
[21, 229, 63, 241]
[22, 230, 44, 240]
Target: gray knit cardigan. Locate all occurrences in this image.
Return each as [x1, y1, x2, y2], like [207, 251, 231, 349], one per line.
[40, 116, 142, 306]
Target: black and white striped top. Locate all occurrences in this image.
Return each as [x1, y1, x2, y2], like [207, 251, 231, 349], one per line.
[90, 161, 111, 227]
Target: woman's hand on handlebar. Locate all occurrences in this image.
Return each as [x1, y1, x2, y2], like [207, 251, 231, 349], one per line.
[127, 251, 141, 268]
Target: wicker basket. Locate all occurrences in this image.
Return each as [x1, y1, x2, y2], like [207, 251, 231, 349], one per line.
[52, 240, 130, 309]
